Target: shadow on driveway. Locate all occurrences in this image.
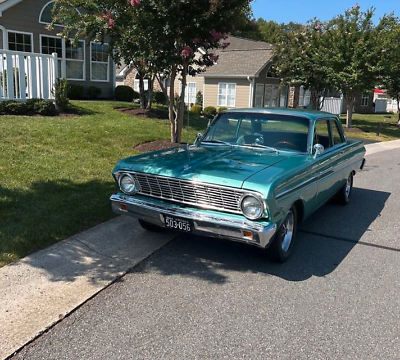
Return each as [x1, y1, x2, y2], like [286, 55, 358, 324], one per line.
[132, 187, 390, 283]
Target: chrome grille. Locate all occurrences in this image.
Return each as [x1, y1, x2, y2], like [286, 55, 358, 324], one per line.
[130, 172, 245, 214]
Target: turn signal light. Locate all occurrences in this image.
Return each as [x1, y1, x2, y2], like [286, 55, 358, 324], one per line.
[120, 203, 128, 212]
[243, 230, 253, 239]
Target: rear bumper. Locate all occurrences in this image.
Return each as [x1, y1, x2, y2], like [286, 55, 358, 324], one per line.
[110, 194, 277, 249]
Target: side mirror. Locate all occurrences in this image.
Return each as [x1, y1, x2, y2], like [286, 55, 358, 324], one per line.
[194, 133, 203, 146]
[313, 144, 325, 158]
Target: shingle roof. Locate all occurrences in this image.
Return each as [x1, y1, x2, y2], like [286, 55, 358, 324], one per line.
[202, 36, 273, 77]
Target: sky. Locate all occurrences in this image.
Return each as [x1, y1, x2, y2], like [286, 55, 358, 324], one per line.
[251, 0, 399, 24]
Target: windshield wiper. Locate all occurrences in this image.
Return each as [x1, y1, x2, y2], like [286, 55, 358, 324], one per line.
[201, 139, 233, 146]
[241, 143, 280, 153]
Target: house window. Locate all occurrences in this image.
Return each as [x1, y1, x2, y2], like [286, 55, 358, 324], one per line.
[91, 42, 109, 82]
[40, 36, 85, 81]
[134, 72, 149, 92]
[279, 85, 288, 107]
[185, 82, 196, 104]
[8, 31, 32, 52]
[41, 35, 62, 77]
[65, 40, 84, 80]
[264, 84, 279, 108]
[255, 83, 264, 107]
[39, 1, 79, 25]
[299, 86, 311, 107]
[361, 93, 369, 106]
[218, 83, 236, 107]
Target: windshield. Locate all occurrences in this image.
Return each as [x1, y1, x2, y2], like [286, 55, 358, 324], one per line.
[202, 112, 310, 152]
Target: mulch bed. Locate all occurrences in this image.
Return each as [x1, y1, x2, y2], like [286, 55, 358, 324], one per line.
[133, 140, 186, 152]
[116, 107, 169, 120]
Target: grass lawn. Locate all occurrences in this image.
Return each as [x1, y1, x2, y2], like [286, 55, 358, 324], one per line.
[1, 104, 399, 267]
[340, 113, 400, 142]
[0, 101, 208, 267]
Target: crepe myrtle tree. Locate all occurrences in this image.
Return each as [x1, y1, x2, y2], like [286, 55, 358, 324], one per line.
[51, 0, 253, 143]
[273, 6, 388, 127]
[318, 6, 387, 128]
[273, 20, 332, 111]
[379, 14, 400, 123]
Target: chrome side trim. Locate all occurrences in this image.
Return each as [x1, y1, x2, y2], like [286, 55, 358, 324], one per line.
[276, 175, 318, 199]
[110, 194, 277, 249]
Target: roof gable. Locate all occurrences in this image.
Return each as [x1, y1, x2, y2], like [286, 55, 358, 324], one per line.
[0, 0, 23, 16]
[202, 36, 274, 78]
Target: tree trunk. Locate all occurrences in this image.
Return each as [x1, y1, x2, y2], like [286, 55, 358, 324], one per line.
[397, 95, 400, 125]
[168, 65, 177, 143]
[146, 74, 156, 110]
[175, 61, 188, 144]
[310, 90, 319, 110]
[138, 71, 146, 109]
[345, 96, 354, 128]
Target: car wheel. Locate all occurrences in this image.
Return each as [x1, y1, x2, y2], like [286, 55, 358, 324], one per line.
[337, 173, 353, 206]
[138, 219, 163, 232]
[269, 206, 297, 263]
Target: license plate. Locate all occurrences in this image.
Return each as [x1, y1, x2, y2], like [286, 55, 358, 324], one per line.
[164, 215, 192, 232]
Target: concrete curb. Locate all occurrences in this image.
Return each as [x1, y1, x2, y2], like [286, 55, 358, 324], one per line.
[1, 139, 399, 359]
[365, 139, 400, 156]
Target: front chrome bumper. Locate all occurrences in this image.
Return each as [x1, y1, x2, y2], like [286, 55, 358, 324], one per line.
[110, 194, 277, 249]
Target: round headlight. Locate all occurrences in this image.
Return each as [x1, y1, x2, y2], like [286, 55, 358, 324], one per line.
[119, 174, 137, 195]
[241, 195, 264, 220]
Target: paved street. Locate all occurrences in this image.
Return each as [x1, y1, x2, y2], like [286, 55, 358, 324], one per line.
[11, 149, 400, 360]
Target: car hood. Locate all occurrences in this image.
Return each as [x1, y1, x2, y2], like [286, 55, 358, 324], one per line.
[113, 145, 291, 188]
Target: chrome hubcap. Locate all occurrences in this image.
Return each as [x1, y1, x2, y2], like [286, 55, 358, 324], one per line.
[345, 175, 352, 199]
[281, 211, 294, 252]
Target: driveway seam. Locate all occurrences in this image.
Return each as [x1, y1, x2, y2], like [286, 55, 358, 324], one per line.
[299, 229, 400, 253]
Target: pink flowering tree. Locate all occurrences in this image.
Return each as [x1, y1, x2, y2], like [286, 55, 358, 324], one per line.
[274, 6, 389, 127]
[51, 0, 253, 142]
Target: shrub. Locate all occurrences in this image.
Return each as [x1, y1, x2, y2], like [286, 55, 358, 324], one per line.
[53, 78, 70, 110]
[67, 83, 84, 100]
[33, 99, 56, 116]
[25, 98, 43, 113]
[87, 86, 102, 100]
[4, 101, 28, 115]
[203, 106, 217, 116]
[133, 90, 140, 100]
[217, 106, 228, 113]
[153, 91, 167, 104]
[195, 91, 203, 106]
[115, 85, 136, 102]
[190, 104, 202, 115]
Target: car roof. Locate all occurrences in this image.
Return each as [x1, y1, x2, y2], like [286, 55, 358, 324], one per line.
[223, 108, 337, 121]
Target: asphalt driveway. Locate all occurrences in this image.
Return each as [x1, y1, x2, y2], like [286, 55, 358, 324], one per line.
[7, 144, 400, 360]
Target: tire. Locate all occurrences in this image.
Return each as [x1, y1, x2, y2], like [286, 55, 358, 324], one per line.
[336, 172, 353, 206]
[268, 206, 297, 263]
[138, 219, 164, 232]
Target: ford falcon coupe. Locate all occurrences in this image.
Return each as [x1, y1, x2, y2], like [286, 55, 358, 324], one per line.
[110, 108, 366, 262]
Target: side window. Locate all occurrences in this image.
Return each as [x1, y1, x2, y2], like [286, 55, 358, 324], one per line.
[314, 120, 331, 148]
[330, 119, 344, 146]
[237, 119, 253, 137]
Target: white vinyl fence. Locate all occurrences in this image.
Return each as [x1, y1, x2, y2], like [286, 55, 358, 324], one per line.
[374, 98, 399, 113]
[0, 50, 58, 101]
[320, 97, 343, 115]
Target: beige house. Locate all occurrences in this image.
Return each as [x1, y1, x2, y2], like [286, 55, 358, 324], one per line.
[196, 36, 288, 109]
[0, 0, 115, 99]
[117, 36, 289, 109]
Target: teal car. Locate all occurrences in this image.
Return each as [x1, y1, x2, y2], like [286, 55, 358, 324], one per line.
[110, 109, 366, 262]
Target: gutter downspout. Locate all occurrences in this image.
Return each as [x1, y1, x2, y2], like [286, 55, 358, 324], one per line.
[0, 25, 8, 49]
[247, 76, 254, 108]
